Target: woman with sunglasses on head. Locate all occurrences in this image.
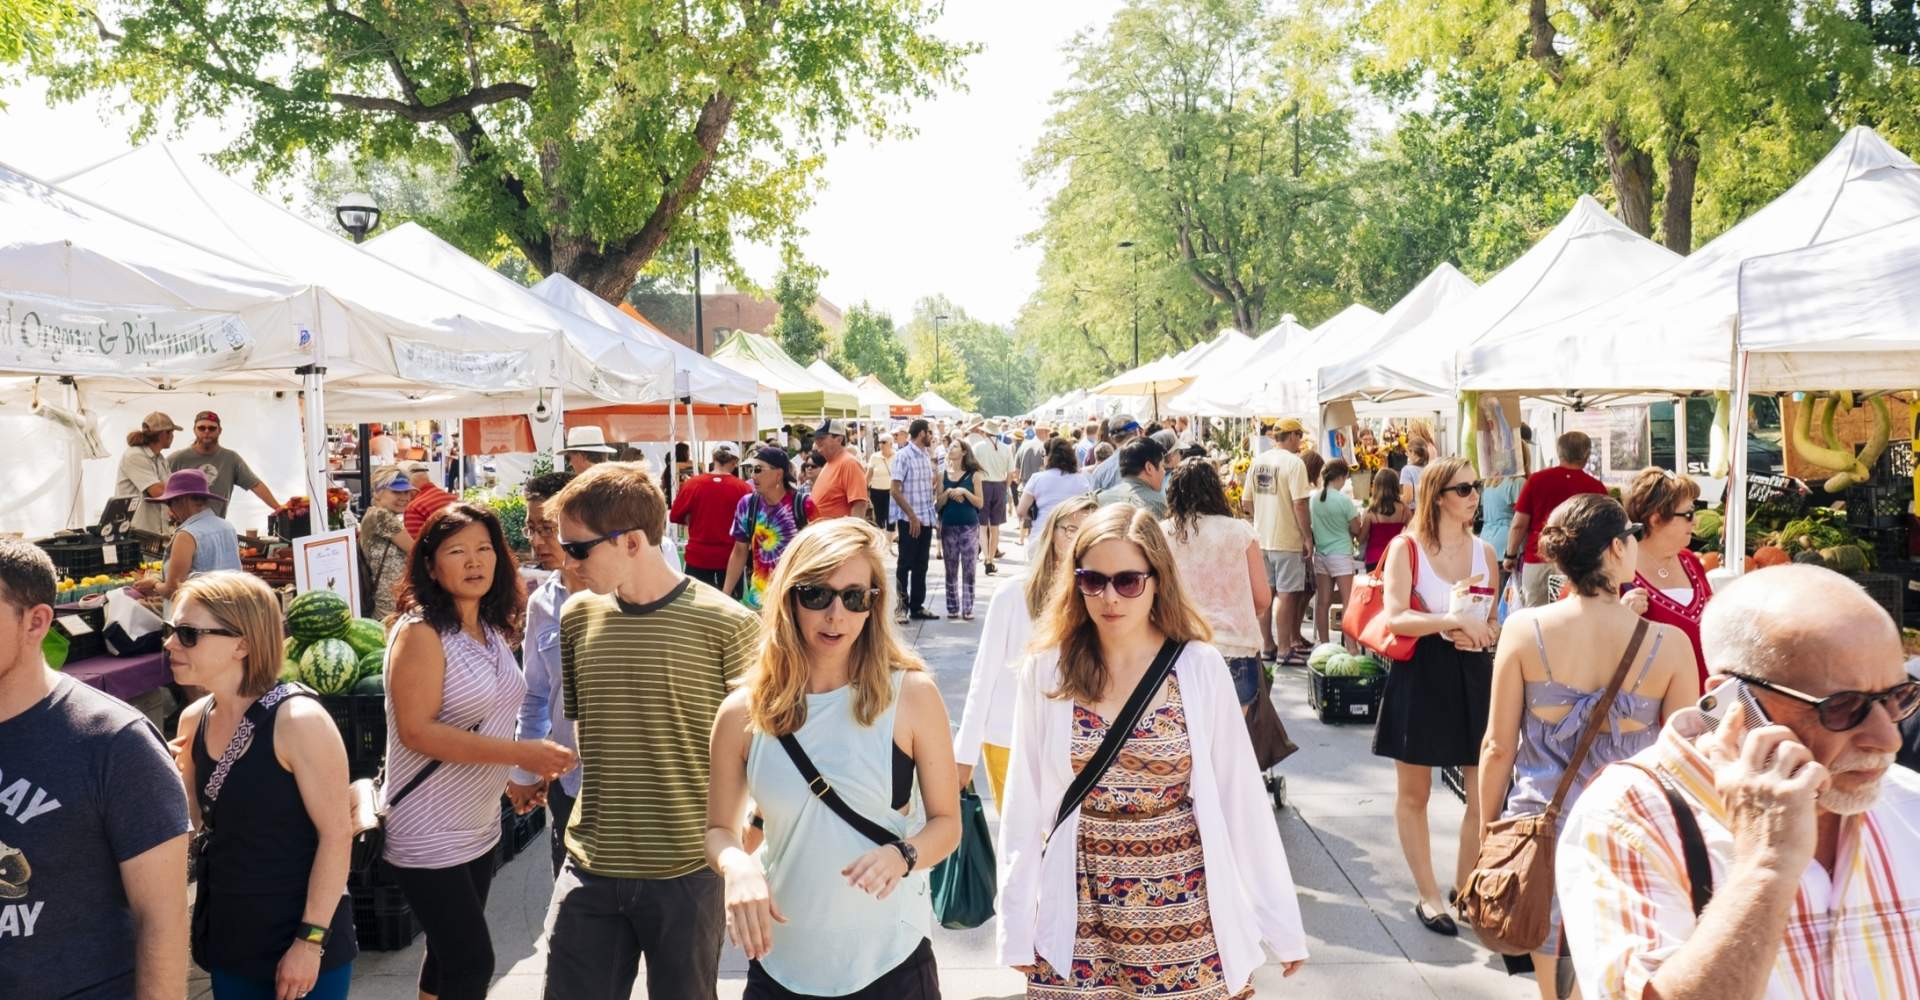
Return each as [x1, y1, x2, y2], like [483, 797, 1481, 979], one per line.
[1160, 460, 1272, 718]
[1371, 458, 1501, 937]
[358, 465, 416, 620]
[1475, 495, 1698, 998]
[167, 571, 357, 1000]
[1621, 468, 1715, 688]
[382, 504, 576, 1000]
[954, 495, 1100, 809]
[706, 519, 961, 999]
[1000, 505, 1307, 999]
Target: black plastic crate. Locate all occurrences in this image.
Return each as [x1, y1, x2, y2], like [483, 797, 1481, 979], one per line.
[36, 534, 144, 579]
[316, 693, 387, 780]
[1848, 484, 1910, 528]
[1851, 570, 1905, 626]
[351, 881, 420, 951]
[513, 805, 547, 853]
[1306, 662, 1385, 724]
[51, 605, 108, 662]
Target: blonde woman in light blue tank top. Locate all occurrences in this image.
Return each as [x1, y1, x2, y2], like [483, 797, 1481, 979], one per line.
[706, 519, 962, 999]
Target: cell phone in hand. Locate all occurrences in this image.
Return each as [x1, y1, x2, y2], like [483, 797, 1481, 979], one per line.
[1699, 676, 1780, 764]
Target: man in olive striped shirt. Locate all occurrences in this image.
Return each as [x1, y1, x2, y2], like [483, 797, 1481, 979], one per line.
[543, 462, 761, 1000]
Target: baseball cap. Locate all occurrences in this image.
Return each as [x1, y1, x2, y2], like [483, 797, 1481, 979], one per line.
[1109, 413, 1141, 434]
[142, 411, 184, 433]
[192, 410, 221, 427]
[712, 443, 739, 462]
[380, 472, 416, 492]
[401, 461, 431, 477]
[753, 445, 796, 484]
[815, 418, 852, 439]
[1150, 429, 1180, 454]
[1274, 417, 1306, 434]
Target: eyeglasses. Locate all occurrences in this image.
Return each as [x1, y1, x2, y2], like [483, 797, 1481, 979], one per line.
[1074, 568, 1156, 598]
[1437, 481, 1483, 498]
[1618, 522, 1647, 542]
[1730, 672, 1920, 731]
[792, 584, 881, 613]
[558, 528, 643, 561]
[526, 521, 558, 539]
[1669, 508, 1697, 522]
[162, 622, 241, 647]
[193, 424, 219, 433]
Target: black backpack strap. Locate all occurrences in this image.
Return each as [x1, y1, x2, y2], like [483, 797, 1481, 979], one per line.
[777, 732, 896, 847]
[1049, 638, 1186, 841]
[1628, 763, 1714, 917]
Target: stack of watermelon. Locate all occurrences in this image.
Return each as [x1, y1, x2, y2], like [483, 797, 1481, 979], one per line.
[1307, 642, 1387, 677]
[282, 590, 389, 695]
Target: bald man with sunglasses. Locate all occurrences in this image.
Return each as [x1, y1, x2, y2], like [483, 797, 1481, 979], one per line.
[1557, 565, 1920, 1000]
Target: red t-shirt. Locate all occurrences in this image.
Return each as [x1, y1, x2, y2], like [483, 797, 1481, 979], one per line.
[403, 484, 458, 538]
[1512, 466, 1607, 563]
[810, 451, 870, 520]
[670, 472, 754, 570]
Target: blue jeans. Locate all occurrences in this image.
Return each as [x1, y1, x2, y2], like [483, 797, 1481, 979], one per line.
[210, 962, 352, 999]
[1225, 656, 1263, 709]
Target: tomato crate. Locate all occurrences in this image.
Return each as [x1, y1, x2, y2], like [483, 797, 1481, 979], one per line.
[1306, 662, 1385, 724]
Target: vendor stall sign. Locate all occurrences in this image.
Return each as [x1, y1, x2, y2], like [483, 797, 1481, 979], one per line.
[391, 338, 535, 391]
[0, 293, 254, 374]
[292, 527, 361, 617]
[585, 366, 661, 404]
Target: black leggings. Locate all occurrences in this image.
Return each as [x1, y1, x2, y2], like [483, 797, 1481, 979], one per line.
[390, 853, 497, 1000]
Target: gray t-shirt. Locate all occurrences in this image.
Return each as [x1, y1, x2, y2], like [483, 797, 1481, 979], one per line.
[114, 447, 172, 536]
[167, 446, 261, 517]
[0, 674, 191, 999]
[1015, 439, 1046, 482]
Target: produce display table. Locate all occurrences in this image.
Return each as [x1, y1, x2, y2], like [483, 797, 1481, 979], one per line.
[64, 650, 171, 702]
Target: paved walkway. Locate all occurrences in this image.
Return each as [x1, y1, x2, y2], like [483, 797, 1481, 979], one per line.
[254, 533, 1534, 999]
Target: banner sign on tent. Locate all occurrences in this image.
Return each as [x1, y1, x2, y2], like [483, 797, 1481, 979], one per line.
[569, 404, 757, 444]
[0, 292, 255, 374]
[463, 415, 538, 456]
[392, 338, 535, 391]
[585, 367, 661, 404]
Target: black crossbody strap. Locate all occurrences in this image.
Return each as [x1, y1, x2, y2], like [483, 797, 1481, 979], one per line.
[777, 733, 897, 847]
[1627, 763, 1714, 917]
[383, 721, 482, 813]
[1049, 638, 1186, 840]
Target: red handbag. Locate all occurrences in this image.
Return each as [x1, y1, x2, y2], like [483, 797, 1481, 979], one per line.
[1342, 534, 1421, 661]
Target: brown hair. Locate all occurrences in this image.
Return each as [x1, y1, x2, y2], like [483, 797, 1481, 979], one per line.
[1538, 494, 1632, 597]
[1319, 458, 1351, 501]
[1556, 431, 1593, 465]
[1026, 495, 1101, 618]
[396, 503, 525, 642]
[174, 571, 285, 697]
[1366, 467, 1402, 517]
[551, 461, 667, 544]
[1302, 450, 1325, 487]
[1032, 505, 1212, 704]
[1622, 467, 1701, 526]
[1412, 457, 1476, 546]
[742, 520, 924, 736]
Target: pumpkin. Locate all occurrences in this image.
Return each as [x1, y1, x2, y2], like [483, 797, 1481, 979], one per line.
[1752, 545, 1791, 568]
[1700, 551, 1722, 571]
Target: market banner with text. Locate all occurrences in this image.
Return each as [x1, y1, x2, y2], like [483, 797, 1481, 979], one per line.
[0, 291, 255, 376]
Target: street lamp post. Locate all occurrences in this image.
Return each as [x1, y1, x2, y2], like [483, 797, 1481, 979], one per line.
[1117, 240, 1140, 368]
[933, 313, 951, 383]
[334, 192, 382, 244]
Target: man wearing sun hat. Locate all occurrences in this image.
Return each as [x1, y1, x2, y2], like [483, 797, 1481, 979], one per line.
[130, 470, 242, 600]
[166, 410, 280, 520]
[116, 411, 183, 537]
[558, 425, 619, 474]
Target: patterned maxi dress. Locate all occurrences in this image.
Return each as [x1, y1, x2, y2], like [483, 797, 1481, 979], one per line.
[1027, 675, 1252, 1000]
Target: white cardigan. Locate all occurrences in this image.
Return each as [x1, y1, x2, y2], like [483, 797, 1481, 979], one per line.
[951, 573, 1030, 763]
[995, 641, 1308, 988]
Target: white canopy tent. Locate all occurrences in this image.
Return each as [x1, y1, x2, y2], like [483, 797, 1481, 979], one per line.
[914, 390, 966, 419]
[1459, 127, 1920, 396]
[1319, 263, 1477, 393]
[806, 359, 864, 397]
[527, 274, 760, 409]
[1324, 196, 1680, 405]
[1168, 317, 1308, 417]
[854, 375, 917, 419]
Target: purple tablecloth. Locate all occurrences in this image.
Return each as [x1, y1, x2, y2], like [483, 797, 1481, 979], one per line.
[64, 651, 171, 701]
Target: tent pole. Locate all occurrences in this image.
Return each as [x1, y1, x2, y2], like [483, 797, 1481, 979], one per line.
[296, 365, 329, 536]
[1673, 395, 1689, 475]
[1726, 352, 1752, 575]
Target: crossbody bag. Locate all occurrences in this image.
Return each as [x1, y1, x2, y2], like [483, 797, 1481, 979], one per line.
[1046, 638, 1186, 845]
[348, 720, 482, 875]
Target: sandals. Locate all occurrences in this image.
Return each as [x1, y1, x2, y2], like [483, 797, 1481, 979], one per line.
[1415, 901, 1458, 937]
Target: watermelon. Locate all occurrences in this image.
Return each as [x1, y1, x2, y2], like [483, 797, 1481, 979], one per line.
[280, 659, 302, 683]
[343, 618, 386, 657]
[355, 649, 385, 681]
[351, 673, 385, 696]
[287, 590, 352, 642]
[299, 638, 359, 694]
[284, 635, 310, 665]
[1307, 643, 1345, 671]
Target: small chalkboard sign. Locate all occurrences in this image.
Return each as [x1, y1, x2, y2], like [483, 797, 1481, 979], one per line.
[1890, 440, 1915, 481]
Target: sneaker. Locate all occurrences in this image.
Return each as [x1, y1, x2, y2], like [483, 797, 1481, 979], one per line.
[985, 562, 996, 575]
[909, 609, 939, 621]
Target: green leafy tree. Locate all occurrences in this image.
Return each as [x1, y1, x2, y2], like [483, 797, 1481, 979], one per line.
[901, 297, 977, 412]
[835, 302, 909, 392]
[770, 259, 827, 362]
[0, 0, 71, 104]
[41, 1, 970, 301]
[952, 323, 1035, 417]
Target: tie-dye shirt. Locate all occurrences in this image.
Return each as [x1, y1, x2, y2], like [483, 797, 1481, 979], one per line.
[730, 490, 818, 609]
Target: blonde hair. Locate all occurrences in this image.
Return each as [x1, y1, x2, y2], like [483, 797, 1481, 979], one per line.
[371, 464, 406, 499]
[174, 571, 286, 697]
[1032, 505, 1212, 704]
[1413, 457, 1476, 546]
[742, 519, 925, 737]
[1025, 495, 1100, 618]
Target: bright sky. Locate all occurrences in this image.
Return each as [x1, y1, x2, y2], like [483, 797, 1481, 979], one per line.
[0, 1, 1123, 327]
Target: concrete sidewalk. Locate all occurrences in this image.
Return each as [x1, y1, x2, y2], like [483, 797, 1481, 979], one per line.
[289, 533, 1534, 999]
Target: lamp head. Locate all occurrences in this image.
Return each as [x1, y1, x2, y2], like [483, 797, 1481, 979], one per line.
[334, 191, 382, 242]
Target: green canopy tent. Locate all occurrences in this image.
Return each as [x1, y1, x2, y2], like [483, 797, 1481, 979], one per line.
[711, 331, 859, 421]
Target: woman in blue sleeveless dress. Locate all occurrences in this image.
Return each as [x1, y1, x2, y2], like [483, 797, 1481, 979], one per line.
[1477, 494, 1699, 999]
[705, 519, 962, 999]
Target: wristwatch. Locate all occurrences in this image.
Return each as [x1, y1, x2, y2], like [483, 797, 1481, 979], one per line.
[295, 921, 330, 951]
[889, 839, 919, 872]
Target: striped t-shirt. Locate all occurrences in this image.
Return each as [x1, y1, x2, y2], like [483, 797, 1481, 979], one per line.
[380, 615, 526, 869]
[560, 577, 760, 878]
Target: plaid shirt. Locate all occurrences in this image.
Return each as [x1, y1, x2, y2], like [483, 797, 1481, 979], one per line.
[1557, 708, 1920, 1000]
[890, 440, 935, 524]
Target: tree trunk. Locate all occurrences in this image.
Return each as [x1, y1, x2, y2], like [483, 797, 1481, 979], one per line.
[1604, 123, 1655, 238]
[1662, 137, 1700, 254]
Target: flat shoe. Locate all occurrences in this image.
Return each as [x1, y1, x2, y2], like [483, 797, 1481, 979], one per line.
[1415, 902, 1458, 937]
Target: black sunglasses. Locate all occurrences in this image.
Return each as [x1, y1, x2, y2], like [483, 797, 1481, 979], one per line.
[1730, 672, 1920, 731]
[1074, 568, 1156, 598]
[1618, 522, 1647, 542]
[792, 585, 882, 613]
[163, 622, 242, 647]
[558, 527, 644, 561]
[1437, 481, 1483, 498]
